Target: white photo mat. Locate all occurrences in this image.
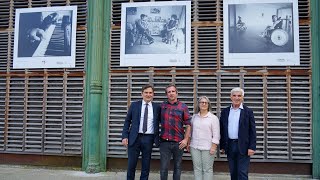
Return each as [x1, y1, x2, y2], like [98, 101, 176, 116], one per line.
[120, 1, 191, 67]
[13, 6, 77, 69]
[223, 0, 300, 66]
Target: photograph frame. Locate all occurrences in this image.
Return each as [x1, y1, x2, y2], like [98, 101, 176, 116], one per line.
[13, 6, 77, 69]
[120, 1, 191, 67]
[223, 0, 300, 66]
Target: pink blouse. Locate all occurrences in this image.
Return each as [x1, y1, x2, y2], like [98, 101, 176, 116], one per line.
[190, 112, 220, 150]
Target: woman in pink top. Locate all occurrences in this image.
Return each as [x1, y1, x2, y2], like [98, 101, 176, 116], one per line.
[187, 96, 220, 180]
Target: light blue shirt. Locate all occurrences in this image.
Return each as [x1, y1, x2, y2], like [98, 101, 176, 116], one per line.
[228, 103, 243, 139]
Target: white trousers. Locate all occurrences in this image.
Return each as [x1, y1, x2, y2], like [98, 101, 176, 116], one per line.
[190, 147, 215, 180]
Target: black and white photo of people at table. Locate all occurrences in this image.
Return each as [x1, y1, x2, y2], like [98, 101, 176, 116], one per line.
[124, 5, 187, 54]
[120, 1, 191, 67]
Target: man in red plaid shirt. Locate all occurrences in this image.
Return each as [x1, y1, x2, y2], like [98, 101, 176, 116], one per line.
[160, 84, 191, 180]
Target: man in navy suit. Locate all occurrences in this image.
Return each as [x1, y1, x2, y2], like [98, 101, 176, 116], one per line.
[122, 84, 160, 180]
[219, 87, 256, 180]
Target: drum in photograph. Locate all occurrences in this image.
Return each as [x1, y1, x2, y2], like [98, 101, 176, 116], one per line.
[270, 29, 289, 46]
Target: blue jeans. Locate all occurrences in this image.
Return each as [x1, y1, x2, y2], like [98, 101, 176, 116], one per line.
[160, 141, 184, 180]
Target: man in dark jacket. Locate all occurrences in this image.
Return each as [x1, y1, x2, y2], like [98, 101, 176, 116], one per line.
[122, 84, 160, 180]
[220, 87, 256, 180]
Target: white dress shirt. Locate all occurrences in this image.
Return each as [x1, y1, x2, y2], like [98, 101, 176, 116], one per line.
[190, 112, 220, 150]
[139, 100, 154, 134]
[228, 103, 243, 139]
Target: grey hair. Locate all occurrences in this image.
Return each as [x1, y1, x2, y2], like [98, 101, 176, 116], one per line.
[195, 96, 212, 114]
[230, 87, 244, 96]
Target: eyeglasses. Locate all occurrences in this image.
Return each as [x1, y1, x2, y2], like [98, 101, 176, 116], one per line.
[199, 101, 208, 105]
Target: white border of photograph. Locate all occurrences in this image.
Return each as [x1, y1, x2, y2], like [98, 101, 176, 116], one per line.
[120, 1, 191, 67]
[13, 6, 77, 69]
[223, 0, 300, 66]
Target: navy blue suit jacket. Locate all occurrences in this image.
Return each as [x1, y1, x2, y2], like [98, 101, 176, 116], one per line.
[122, 100, 161, 147]
[219, 105, 256, 155]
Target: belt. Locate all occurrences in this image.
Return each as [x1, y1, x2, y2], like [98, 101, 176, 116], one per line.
[138, 133, 153, 136]
[160, 138, 177, 143]
[228, 139, 238, 142]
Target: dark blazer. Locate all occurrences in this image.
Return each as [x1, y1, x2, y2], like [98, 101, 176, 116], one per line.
[219, 105, 256, 155]
[122, 100, 161, 147]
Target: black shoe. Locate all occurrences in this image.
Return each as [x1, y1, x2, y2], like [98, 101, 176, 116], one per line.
[149, 40, 154, 44]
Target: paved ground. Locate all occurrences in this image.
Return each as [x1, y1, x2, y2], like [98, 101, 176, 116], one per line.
[0, 165, 315, 180]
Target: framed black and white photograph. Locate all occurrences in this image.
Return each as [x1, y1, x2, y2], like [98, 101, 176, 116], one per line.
[120, 1, 191, 66]
[13, 6, 77, 69]
[223, 0, 300, 66]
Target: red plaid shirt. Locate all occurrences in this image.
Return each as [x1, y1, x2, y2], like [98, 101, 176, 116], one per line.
[160, 100, 191, 142]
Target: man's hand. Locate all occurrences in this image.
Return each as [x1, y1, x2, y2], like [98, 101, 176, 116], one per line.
[179, 138, 188, 150]
[248, 149, 255, 156]
[122, 138, 128, 148]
